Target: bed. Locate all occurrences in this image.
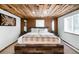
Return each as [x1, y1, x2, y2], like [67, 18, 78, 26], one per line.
[15, 27, 64, 54]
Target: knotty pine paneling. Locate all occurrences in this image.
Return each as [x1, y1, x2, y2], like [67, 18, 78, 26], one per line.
[54, 17, 58, 33]
[26, 17, 52, 32]
[21, 18, 25, 33]
[0, 4, 79, 18]
[44, 17, 52, 32]
[21, 17, 58, 33]
[27, 17, 36, 32]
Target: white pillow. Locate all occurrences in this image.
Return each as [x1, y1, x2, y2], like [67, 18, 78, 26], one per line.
[31, 28, 38, 33]
[31, 28, 48, 33]
[38, 28, 48, 33]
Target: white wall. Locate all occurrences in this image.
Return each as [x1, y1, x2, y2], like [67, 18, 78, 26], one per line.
[58, 10, 79, 50]
[0, 9, 20, 51]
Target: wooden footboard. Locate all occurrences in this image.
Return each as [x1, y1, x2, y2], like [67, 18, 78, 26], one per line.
[14, 44, 64, 54]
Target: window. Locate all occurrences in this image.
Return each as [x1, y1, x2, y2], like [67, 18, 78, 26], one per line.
[36, 20, 44, 27]
[64, 14, 79, 34]
[24, 20, 27, 32]
[52, 20, 54, 31]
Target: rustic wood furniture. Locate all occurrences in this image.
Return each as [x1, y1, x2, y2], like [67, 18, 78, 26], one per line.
[15, 44, 64, 54]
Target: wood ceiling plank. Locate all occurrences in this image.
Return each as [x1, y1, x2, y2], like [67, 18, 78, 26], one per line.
[48, 4, 57, 16]
[54, 5, 79, 17]
[59, 5, 79, 17]
[22, 4, 34, 17]
[58, 5, 76, 16]
[39, 4, 44, 17]
[55, 4, 69, 15]
[19, 4, 31, 18]
[0, 4, 23, 18]
[35, 4, 39, 17]
[52, 4, 66, 16]
[50, 4, 61, 16]
[27, 4, 35, 16]
[43, 4, 49, 17]
[14, 4, 27, 17]
[0, 4, 79, 18]
[7, 4, 25, 17]
[53, 4, 70, 17]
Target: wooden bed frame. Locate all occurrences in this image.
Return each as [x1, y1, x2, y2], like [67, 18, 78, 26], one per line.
[15, 44, 64, 54]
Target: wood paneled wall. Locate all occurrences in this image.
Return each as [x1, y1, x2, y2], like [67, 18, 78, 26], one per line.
[27, 17, 36, 32]
[21, 17, 58, 33]
[21, 18, 25, 33]
[54, 17, 58, 33]
[44, 17, 52, 32]
[27, 17, 52, 32]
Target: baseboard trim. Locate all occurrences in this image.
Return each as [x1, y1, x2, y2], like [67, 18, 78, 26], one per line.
[61, 39, 79, 53]
[0, 40, 17, 53]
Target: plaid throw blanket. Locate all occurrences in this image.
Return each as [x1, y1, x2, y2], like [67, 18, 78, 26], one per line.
[20, 34, 61, 44]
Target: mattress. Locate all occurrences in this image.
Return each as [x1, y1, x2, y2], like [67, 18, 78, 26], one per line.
[17, 32, 61, 44]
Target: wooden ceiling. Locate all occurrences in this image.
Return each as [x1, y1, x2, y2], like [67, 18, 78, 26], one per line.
[0, 4, 79, 18]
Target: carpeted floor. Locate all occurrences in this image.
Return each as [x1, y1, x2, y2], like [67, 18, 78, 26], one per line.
[0, 41, 78, 54]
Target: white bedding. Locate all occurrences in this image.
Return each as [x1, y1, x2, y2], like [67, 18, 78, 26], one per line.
[18, 32, 61, 44]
